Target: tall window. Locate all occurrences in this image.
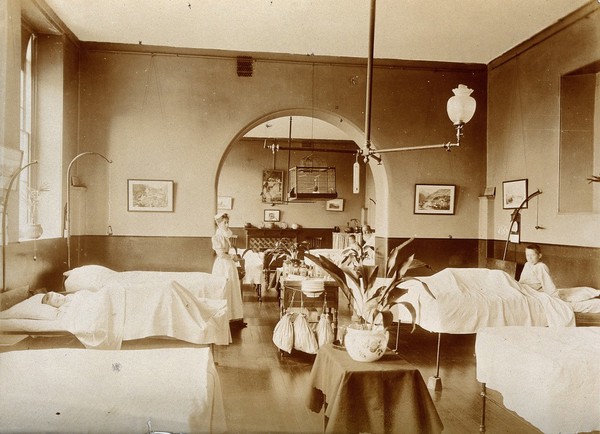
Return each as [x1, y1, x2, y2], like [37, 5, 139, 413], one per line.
[19, 34, 33, 235]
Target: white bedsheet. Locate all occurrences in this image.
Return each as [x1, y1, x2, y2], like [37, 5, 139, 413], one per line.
[393, 268, 575, 333]
[0, 282, 230, 349]
[242, 250, 263, 285]
[476, 326, 600, 434]
[0, 347, 227, 433]
[65, 266, 229, 300]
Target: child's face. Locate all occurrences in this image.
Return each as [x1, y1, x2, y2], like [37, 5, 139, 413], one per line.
[525, 248, 541, 265]
[42, 292, 66, 308]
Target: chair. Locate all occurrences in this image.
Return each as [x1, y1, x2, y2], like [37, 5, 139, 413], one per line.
[242, 248, 263, 302]
[307, 237, 323, 249]
[262, 250, 284, 301]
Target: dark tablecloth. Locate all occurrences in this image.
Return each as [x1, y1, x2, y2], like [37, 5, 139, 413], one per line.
[306, 343, 443, 434]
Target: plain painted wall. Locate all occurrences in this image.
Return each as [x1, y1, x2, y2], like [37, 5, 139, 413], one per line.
[487, 5, 600, 248]
[76, 49, 487, 240]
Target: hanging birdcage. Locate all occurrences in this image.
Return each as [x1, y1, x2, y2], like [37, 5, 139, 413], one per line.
[288, 166, 337, 200]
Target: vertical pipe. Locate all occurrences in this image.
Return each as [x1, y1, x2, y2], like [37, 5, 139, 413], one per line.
[364, 0, 376, 151]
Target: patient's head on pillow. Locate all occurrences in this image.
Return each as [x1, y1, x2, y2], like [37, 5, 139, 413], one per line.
[42, 292, 67, 308]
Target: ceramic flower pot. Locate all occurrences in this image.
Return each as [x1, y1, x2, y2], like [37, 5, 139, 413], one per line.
[344, 324, 389, 362]
[20, 223, 43, 240]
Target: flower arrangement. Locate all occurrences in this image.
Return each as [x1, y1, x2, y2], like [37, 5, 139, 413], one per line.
[264, 240, 310, 268]
[22, 182, 49, 224]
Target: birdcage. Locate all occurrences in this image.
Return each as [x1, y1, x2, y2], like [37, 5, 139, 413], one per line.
[288, 166, 337, 200]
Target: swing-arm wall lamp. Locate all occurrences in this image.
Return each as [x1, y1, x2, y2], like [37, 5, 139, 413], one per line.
[65, 152, 112, 269]
[2, 161, 38, 292]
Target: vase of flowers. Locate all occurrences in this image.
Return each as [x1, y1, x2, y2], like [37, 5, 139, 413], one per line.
[305, 237, 433, 362]
[19, 183, 49, 240]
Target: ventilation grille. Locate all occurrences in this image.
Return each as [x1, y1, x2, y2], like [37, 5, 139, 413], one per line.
[237, 56, 253, 77]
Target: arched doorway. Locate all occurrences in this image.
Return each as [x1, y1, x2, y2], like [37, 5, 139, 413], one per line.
[214, 108, 390, 243]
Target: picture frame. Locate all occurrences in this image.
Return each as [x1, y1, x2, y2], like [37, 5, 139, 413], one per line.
[414, 184, 456, 215]
[325, 198, 345, 212]
[217, 196, 233, 210]
[261, 169, 284, 204]
[502, 179, 528, 209]
[264, 209, 281, 222]
[127, 179, 174, 212]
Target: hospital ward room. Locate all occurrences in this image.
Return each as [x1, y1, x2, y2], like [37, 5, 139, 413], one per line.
[1, 1, 599, 433]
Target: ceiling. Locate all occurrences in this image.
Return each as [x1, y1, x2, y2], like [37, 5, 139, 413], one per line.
[43, 0, 591, 64]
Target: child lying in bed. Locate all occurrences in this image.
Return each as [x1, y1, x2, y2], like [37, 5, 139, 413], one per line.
[518, 244, 558, 297]
[42, 292, 70, 308]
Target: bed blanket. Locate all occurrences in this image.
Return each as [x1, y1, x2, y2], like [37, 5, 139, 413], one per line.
[394, 268, 575, 333]
[0, 347, 227, 433]
[476, 326, 600, 434]
[64, 265, 228, 300]
[1, 282, 230, 349]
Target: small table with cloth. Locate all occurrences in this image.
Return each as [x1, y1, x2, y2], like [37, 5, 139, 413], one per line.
[306, 343, 444, 434]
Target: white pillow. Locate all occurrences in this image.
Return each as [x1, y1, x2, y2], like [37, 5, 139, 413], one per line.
[0, 294, 59, 321]
[558, 287, 600, 303]
[64, 265, 117, 293]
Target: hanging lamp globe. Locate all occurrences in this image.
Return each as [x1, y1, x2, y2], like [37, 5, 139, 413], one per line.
[446, 84, 476, 125]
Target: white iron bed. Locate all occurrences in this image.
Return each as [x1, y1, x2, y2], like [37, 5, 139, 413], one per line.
[476, 326, 600, 433]
[391, 267, 576, 389]
[63, 264, 244, 321]
[0, 270, 231, 349]
[0, 347, 227, 433]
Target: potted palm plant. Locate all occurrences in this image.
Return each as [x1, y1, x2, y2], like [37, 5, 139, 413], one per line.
[305, 237, 433, 362]
[264, 240, 310, 273]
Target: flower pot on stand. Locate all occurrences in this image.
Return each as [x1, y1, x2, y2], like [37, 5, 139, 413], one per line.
[344, 324, 389, 362]
[20, 223, 43, 240]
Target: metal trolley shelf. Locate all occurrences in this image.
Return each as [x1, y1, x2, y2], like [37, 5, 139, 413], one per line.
[279, 279, 339, 355]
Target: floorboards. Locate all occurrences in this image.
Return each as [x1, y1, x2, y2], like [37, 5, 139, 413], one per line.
[1, 284, 545, 433]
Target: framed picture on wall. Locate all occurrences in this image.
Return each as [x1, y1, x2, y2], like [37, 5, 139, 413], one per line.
[261, 169, 284, 203]
[127, 179, 174, 212]
[502, 179, 528, 209]
[325, 198, 344, 212]
[264, 209, 281, 222]
[217, 196, 233, 210]
[414, 184, 456, 215]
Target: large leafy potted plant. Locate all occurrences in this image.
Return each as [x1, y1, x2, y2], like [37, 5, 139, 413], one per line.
[305, 237, 433, 362]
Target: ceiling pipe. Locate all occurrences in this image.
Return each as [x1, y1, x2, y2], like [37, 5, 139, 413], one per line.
[364, 0, 376, 156]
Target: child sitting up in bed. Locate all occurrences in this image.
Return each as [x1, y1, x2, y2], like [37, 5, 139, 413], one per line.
[518, 244, 558, 297]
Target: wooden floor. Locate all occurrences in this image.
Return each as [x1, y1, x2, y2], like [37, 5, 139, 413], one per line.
[1, 284, 543, 433]
[213, 285, 542, 434]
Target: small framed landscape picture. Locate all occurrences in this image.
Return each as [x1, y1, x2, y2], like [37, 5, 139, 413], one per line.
[264, 209, 281, 222]
[414, 184, 456, 215]
[127, 179, 174, 212]
[217, 196, 233, 210]
[502, 179, 528, 209]
[325, 198, 344, 212]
